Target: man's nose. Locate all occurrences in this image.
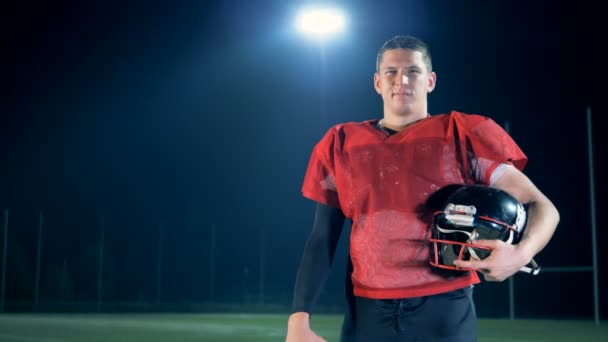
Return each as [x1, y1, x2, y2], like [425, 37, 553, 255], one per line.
[398, 74, 409, 85]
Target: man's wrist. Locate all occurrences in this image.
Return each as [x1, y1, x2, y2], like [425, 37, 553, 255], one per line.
[515, 241, 536, 264]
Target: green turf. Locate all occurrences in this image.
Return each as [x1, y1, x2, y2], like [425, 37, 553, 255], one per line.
[0, 313, 606, 341]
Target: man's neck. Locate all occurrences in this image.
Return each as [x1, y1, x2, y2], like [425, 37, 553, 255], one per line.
[381, 113, 428, 131]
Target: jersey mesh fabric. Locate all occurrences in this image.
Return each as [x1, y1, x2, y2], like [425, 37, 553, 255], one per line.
[301, 111, 528, 299]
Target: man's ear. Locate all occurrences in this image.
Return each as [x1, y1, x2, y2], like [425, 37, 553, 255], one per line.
[427, 71, 437, 93]
[373, 73, 382, 95]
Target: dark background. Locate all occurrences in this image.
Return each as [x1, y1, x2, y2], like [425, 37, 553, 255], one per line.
[1, 0, 602, 319]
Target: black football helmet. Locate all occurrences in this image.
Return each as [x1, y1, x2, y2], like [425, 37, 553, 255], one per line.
[429, 184, 540, 275]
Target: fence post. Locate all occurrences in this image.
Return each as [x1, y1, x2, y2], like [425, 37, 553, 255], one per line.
[97, 216, 104, 312]
[34, 212, 44, 312]
[1, 209, 8, 312]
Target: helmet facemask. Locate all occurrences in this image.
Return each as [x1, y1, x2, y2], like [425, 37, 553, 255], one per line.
[428, 185, 539, 275]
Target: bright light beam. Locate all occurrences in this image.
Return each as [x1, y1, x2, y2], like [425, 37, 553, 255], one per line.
[295, 7, 346, 39]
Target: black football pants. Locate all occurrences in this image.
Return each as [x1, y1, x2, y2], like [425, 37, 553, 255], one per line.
[340, 286, 477, 342]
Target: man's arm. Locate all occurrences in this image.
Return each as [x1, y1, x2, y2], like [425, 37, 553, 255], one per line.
[286, 202, 346, 341]
[454, 165, 560, 281]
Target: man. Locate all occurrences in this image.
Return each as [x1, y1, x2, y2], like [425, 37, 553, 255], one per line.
[286, 35, 559, 341]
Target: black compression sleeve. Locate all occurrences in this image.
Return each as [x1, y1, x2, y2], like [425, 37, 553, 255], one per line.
[291, 202, 346, 314]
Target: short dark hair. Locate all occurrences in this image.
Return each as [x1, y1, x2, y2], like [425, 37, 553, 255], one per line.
[376, 35, 433, 73]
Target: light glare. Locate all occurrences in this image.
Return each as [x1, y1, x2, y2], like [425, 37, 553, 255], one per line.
[296, 8, 346, 37]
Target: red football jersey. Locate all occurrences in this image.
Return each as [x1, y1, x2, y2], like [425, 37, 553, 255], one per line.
[302, 111, 528, 299]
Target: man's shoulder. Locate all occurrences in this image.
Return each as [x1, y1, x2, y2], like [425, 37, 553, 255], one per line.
[312, 120, 381, 152]
[314, 120, 376, 148]
[330, 120, 376, 130]
[323, 120, 377, 137]
[435, 110, 495, 127]
[443, 110, 489, 120]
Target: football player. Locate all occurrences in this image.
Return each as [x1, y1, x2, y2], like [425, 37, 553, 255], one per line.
[286, 35, 559, 342]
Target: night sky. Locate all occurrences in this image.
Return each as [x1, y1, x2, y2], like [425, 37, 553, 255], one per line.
[1, 0, 602, 318]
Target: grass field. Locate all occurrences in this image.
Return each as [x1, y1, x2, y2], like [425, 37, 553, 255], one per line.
[0, 313, 606, 341]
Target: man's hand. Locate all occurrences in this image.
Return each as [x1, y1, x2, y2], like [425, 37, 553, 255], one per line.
[453, 239, 532, 282]
[286, 312, 327, 342]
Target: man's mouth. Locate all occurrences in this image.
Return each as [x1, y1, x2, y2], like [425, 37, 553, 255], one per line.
[393, 87, 412, 96]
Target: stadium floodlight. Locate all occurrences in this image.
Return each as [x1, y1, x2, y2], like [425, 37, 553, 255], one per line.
[295, 6, 346, 40]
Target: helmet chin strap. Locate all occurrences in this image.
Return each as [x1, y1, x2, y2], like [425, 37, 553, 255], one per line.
[519, 258, 541, 275]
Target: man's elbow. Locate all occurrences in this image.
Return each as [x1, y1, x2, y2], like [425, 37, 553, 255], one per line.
[550, 202, 560, 227]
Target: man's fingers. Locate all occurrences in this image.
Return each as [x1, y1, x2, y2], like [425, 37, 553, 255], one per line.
[470, 239, 499, 248]
[453, 259, 485, 270]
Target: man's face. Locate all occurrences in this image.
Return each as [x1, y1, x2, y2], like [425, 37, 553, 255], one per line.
[374, 48, 436, 118]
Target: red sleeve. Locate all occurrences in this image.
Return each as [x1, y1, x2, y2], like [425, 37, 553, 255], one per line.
[301, 128, 341, 209]
[463, 115, 528, 184]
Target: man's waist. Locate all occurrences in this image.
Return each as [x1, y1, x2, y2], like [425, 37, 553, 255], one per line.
[352, 272, 479, 299]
